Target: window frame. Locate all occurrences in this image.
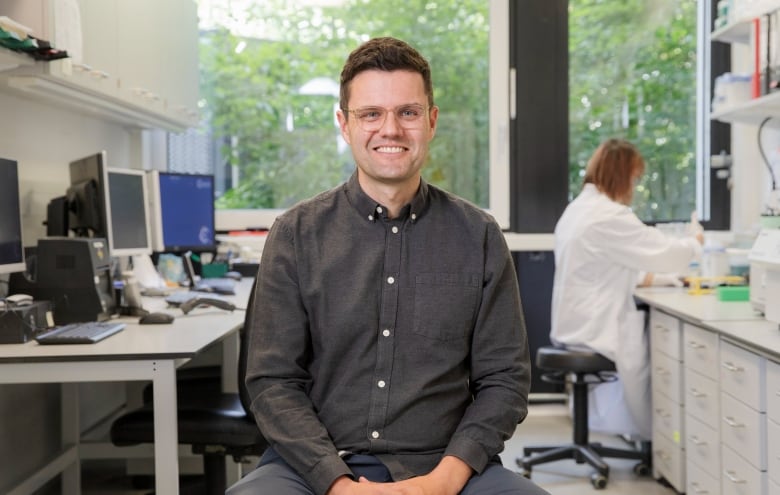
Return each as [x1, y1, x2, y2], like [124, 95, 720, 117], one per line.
[213, 0, 511, 231]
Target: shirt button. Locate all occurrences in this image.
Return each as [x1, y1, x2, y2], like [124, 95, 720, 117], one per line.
[368, 214, 374, 221]
[387, 276, 395, 284]
[382, 329, 391, 337]
[371, 431, 380, 439]
[376, 206, 383, 214]
[378, 380, 386, 388]
[411, 213, 417, 220]
[391, 226, 399, 234]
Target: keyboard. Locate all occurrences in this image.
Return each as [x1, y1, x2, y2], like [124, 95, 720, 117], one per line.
[35, 321, 127, 345]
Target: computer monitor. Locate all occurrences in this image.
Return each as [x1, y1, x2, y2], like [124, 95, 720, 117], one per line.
[67, 152, 152, 257]
[0, 158, 25, 275]
[67, 151, 108, 239]
[106, 168, 153, 257]
[147, 171, 216, 253]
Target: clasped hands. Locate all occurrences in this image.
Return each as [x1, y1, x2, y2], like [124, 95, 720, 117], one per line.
[327, 456, 471, 495]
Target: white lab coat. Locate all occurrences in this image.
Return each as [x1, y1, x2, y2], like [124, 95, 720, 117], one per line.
[550, 184, 701, 439]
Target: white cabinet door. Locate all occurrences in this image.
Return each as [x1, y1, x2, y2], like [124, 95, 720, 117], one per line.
[115, 0, 198, 122]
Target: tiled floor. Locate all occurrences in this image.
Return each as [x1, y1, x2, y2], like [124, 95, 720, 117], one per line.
[83, 402, 678, 494]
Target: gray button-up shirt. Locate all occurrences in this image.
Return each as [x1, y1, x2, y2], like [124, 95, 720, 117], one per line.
[246, 173, 530, 495]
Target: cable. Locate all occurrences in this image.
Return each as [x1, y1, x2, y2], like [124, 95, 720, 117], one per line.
[758, 116, 776, 192]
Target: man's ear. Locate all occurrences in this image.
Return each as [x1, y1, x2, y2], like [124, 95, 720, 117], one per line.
[336, 109, 351, 145]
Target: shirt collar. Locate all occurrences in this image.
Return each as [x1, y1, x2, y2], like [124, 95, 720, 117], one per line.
[345, 171, 429, 224]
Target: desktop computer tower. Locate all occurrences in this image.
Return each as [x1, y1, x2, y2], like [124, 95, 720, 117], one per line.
[9, 238, 116, 324]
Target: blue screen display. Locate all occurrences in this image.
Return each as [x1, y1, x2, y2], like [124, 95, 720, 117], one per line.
[159, 173, 215, 251]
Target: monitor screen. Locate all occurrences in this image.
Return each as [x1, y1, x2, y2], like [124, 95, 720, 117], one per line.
[106, 168, 152, 257]
[147, 172, 216, 253]
[0, 158, 25, 275]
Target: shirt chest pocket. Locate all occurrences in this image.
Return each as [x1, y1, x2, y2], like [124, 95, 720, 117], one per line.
[413, 273, 480, 341]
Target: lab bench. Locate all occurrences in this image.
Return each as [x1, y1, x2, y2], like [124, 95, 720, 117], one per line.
[634, 287, 780, 495]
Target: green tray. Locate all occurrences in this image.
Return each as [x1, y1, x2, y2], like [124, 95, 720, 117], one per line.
[716, 286, 750, 301]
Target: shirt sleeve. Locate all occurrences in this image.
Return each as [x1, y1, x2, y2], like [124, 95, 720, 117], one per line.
[443, 221, 531, 473]
[590, 209, 701, 275]
[244, 219, 352, 495]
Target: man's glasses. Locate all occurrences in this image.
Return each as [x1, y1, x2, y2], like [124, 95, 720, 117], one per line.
[344, 104, 429, 132]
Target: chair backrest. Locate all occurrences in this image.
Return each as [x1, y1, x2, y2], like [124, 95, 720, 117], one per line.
[238, 276, 258, 415]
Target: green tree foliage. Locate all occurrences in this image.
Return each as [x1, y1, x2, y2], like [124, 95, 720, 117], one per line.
[569, 0, 698, 221]
[200, 0, 489, 209]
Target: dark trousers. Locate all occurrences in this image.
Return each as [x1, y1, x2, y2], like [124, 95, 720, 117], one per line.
[226, 448, 550, 495]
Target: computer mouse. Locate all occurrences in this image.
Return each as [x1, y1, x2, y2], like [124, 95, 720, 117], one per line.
[224, 271, 242, 281]
[138, 312, 176, 325]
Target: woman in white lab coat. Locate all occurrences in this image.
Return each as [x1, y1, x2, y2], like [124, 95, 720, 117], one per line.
[550, 138, 702, 440]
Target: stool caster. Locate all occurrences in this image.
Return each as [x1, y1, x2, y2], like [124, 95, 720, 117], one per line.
[633, 461, 651, 477]
[519, 467, 532, 479]
[590, 472, 608, 489]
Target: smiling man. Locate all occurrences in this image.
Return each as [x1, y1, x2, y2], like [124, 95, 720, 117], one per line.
[229, 37, 548, 495]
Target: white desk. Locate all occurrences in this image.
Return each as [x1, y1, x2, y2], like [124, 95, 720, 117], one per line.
[0, 281, 252, 495]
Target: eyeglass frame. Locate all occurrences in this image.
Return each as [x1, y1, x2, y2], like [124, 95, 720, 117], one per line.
[341, 103, 432, 131]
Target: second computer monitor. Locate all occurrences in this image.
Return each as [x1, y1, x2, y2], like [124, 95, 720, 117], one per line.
[147, 171, 216, 253]
[106, 168, 153, 257]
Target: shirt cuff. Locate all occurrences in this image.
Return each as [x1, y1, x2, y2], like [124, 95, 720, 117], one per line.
[444, 434, 490, 474]
[306, 454, 353, 495]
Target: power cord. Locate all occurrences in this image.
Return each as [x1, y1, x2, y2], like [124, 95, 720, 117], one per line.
[758, 117, 778, 215]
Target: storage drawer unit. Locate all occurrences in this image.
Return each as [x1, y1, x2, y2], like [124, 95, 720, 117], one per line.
[720, 340, 765, 412]
[722, 444, 767, 495]
[650, 309, 682, 359]
[686, 414, 720, 478]
[687, 457, 720, 495]
[683, 323, 719, 377]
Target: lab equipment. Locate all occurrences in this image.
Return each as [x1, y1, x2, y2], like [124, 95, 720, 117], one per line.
[748, 228, 780, 323]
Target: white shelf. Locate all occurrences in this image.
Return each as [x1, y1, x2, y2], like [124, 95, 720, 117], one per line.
[711, 19, 753, 44]
[0, 48, 32, 72]
[711, 91, 780, 126]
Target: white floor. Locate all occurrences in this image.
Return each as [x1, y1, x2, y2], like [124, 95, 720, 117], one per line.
[84, 402, 680, 494]
[506, 402, 677, 495]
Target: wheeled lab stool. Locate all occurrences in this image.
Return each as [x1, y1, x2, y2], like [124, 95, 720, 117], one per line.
[517, 345, 651, 489]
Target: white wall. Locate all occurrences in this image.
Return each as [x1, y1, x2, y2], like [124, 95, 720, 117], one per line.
[0, 91, 145, 244]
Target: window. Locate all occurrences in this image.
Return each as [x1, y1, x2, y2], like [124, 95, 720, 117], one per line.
[177, 0, 509, 230]
[568, 0, 702, 223]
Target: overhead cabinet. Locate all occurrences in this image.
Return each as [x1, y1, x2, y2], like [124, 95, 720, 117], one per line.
[0, 0, 199, 132]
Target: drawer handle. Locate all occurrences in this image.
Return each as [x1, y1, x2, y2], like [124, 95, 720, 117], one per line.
[722, 416, 745, 428]
[655, 367, 671, 376]
[721, 361, 744, 373]
[690, 481, 709, 494]
[723, 470, 747, 484]
[688, 435, 707, 446]
[689, 388, 706, 398]
[655, 408, 671, 418]
[654, 449, 671, 461]
[654, 325, 670, 333]
[687, 340, 706, 350]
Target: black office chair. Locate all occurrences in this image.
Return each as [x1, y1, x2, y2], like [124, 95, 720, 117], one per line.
[517, 345, 650, 489]
[110, 280, 267, 495]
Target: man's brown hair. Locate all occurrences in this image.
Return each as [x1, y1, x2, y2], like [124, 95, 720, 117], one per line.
[339, 37, 434, 112]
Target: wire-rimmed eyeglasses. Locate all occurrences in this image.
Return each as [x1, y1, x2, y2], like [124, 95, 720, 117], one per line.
[344, 104, 429, 132]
